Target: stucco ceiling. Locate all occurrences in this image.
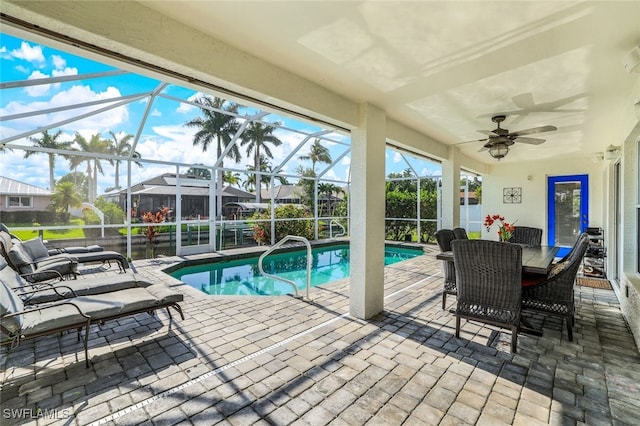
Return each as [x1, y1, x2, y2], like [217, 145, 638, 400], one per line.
[130, 2, 639, 163]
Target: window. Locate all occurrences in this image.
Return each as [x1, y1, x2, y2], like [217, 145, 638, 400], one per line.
[8, 196, 32, 208]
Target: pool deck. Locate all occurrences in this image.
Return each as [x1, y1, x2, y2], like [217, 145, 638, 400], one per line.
[1, 244, 639, 425]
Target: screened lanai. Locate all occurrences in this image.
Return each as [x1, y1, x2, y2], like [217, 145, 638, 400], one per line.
[0, 32, 482, 260]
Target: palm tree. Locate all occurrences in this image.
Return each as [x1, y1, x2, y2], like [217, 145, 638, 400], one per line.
[240, 121, 283, 203]
[184, 96, 241, 217]
[108, 131, 142, 189]
[70, 133, 111, 203]
[223, 170, 241, 187]
[49, 181, 83, 213]
[24, 130, 73, 190]
[299, 138, 332, 173]
[243, 154, 272, 193]
[186, 165, 212, 180]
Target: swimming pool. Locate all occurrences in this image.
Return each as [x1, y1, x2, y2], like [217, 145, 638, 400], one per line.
[170, 244, 423, 296]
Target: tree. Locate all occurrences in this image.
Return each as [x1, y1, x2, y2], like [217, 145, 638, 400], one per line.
[48, 181, 82, 213]
[223, 170, 241, 187]
[298, 139, 332, 173]
[58, 172, 89, 201]
[240, 121, 283, 203]
[185, 96, 241, 217]
[186, 165, 212, 180]
[24, 130, 73, 190]
[69, 133, 111, 202]
[296, 166, 317, 208]
[243, 155, 272, 193]
[108, 131, 142, 189]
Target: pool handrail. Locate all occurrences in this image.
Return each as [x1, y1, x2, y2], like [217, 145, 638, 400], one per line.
[329, 220, 346, 238]
[258, 235, 311, 300]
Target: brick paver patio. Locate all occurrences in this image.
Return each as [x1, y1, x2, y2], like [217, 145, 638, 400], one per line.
[2, 245, 639, 425]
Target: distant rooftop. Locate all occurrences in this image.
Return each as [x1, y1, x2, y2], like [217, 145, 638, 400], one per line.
[0, 176, 51, 196]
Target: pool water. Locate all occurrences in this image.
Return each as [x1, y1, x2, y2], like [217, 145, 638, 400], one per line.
[170, 244, 423, 296]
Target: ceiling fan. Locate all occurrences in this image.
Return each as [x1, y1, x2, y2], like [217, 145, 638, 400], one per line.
[462, 115, 557, 160]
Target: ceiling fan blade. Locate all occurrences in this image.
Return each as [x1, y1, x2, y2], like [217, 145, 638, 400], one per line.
[510, 125, 557, 136]
[477, 130, 496, 136]
[456, 138, 488, 145]
[513, 136, 546, 145]
[478, 146, 489, 152]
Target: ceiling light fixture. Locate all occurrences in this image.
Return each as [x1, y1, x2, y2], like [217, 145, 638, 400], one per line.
[489, 142, 509, 160]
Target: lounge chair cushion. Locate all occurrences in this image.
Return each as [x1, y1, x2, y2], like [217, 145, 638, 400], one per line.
[21, 238, 50, 261]
[0, 279, 24, 333]
[19, 285, 182, 336]
[50, 245, 104, 255]
[7, 243, 35, 275]
[18, 274, 152, 304]
[20, 303, 93, 335]
[145, 284, 184, 304]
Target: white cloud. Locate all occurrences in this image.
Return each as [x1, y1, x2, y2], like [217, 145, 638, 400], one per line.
[1, 85, 129, 135]
[393, 151, 402, 163]
[52, 66, 78, 78]
[176, 93, 204, 114]
[25, 70, 50, 97]
[151, 109, 162, 117]
[11, 41, 45, 63]
[52, 54, 66, 70]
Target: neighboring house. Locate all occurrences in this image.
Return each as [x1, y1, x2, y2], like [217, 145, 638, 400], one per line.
[460, 191, 479, 205]
[103, 173, 255, 219]
[260, 185, 305, 204]
[0, 176, 52, 212]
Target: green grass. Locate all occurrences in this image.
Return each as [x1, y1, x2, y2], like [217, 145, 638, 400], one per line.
[9, 218, 87, 240]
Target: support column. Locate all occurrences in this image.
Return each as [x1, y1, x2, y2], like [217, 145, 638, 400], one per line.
[350, 103, 386, 319]
[441, 147, 461, 229]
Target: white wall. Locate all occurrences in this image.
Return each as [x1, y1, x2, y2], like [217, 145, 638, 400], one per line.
[482, 157, 604, 243]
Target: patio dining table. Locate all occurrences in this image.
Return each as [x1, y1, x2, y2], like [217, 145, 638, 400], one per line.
[436, 244, 560, 275]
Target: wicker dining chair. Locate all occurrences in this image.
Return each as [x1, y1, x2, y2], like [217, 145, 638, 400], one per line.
[452, 227, 469, 240]
[435, 229, 457, 309]
[452, 239, 523, 353]
[509, 226, 543, 247]
[521, 233, 589, 341]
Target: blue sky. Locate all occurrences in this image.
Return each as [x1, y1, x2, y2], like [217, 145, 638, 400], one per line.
[1, 32, 441, 194]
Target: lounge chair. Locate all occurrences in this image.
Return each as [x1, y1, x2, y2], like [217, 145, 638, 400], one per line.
[0, 271, 184, 368]
[0, 231, 78, 281]
[0, 223, 106, 255]
[1, 231, 129, 277]
[1, 257, 151, 304]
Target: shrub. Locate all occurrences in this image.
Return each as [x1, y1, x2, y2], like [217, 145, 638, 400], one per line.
[249, 204, 314, 244]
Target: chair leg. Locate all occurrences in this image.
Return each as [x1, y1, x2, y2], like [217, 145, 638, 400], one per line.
[442, 292, 447, 310]
[511, 326, 518, 353]
[455, 316, 461, 338]
[566, 317, 573, 341]
[83, 319, 90, 368]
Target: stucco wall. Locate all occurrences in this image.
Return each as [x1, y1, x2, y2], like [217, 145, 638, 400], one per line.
[481, 157, 604, 243]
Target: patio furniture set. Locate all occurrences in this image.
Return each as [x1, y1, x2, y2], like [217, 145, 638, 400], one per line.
[435, 226, 589, 352]
[0, 225, 184, 368]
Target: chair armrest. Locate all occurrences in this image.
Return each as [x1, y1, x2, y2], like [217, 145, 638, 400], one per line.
[14, 283, 79, 299]
[3, 299, 91, 321]
[20, 269, 64, 281]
